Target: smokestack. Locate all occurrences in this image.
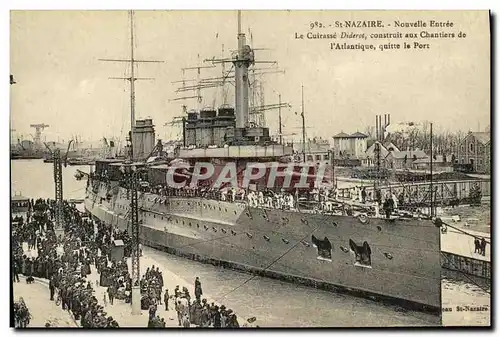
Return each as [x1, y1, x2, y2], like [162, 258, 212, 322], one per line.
[384, 114, 387, 127]
[388, 114, 391, 125]
[376, 115, 379, 141]
[234, 10, 250, 128]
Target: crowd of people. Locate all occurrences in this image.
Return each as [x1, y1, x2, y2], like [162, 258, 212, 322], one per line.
[12, 198, 245, 328]
[138, 181, 408, 220]
[13, 298, 30, 328]
[12, 198, 121, 328]
[474, 237, 488, 256]
[143, 273, 242, 328]
[91, 167, 423, 222]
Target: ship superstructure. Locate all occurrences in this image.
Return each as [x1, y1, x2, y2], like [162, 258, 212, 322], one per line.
[84, 11, 441, 318]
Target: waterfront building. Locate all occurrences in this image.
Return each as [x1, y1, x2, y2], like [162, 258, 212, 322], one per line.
[332, 131, 368, 159]
[384, 150, 427, 170]
[293, 139, 331, 164]
[456, 131, 491, 173]
[361, 141, 389, 167]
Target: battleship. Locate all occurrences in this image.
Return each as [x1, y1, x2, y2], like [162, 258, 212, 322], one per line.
[84, 11, 441, 315]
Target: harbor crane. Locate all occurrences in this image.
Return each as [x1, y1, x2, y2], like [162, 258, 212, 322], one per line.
[30, 123, 49, 146]
[43, 140, 74, 232]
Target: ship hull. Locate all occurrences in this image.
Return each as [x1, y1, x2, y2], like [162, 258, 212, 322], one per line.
[85, 181, 441, 315]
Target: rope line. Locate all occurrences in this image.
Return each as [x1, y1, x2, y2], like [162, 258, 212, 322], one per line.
[442, 221, 490, 244]
[215, 226, 319, 302]
[441, 252, 490, 295]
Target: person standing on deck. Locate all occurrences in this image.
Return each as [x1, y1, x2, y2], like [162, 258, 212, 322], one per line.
[480, 238, 487, 256]
[194, 277, 203, 302]
[258, 191, 264, 206]
[361, 187, 367, 203]
[391, 192, 398, 210]
[382, 195, 393, 219]
[375, 188, 382, 205]
[374, 202, 380, 218]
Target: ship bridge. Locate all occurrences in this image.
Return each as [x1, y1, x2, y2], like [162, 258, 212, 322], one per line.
[177, 143, 293, 159]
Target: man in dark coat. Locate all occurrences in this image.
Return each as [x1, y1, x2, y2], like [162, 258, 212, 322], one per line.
[382, 197, 392, 219]
[213, 305, 221, 328]
[480, 238, 487, 256]
[474, 238, 480, 253]
[148, 302, 157, 321]
[12, 259, 20, 283]
[107, 285, 115, 305]
[194, 277, 202, 302]
[164, 289, 169, 311]
[49, 275, 55, 301]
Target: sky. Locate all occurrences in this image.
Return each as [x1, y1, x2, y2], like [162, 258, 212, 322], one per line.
[10, 10, 490, 144]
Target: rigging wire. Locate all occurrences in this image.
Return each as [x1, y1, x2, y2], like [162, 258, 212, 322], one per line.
[442, 221, 490, 244]
[441, 252, 490, 295]
[68, 186, 87, 194]
[215, 226, 319, 302]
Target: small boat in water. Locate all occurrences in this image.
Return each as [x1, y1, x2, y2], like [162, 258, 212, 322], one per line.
[67, 157, 96, 166]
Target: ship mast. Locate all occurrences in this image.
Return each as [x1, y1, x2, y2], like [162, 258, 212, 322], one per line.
[430, 122, 434, 217]
[99, 10, 163, 161]
[278, 94, 282, 144]
[129, 11, 136, 145]
[301, 85, 306, 162]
